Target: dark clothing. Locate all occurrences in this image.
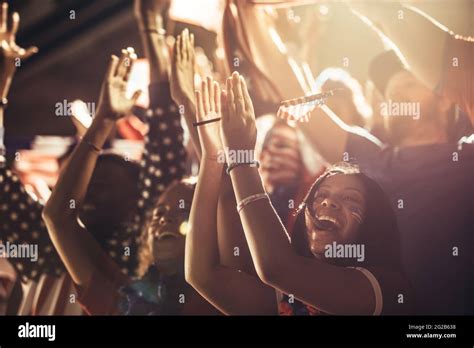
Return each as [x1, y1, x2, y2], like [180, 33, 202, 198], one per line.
[436, 33, 473, 125]
[74, 81, 187, 314]
[346, 132, 473, 314]
[0, 82, 186, 282]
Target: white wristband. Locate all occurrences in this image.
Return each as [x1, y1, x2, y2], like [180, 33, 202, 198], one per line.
[236, 193, 269, 213]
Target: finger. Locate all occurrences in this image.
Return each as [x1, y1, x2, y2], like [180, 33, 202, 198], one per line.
[181, 29, 188, 61]
[177, 35, 182, 59]
[21, 46, 39, 60]
[202, 79, 210, 114]
[220, 89, 228, 123]
[124, 50, 137, 82]
[174, 35, 181, 63]
[207, 76, 215, 112]
[276, 107, 283, 119]
[130, 89, 142, 104]
[240, 75, 255, 115]
[125, 48, 137, 79]
[226, 77, 235, 115]
[213, 81, 221, 114]
[106, 55, 119, 81]
[189, 33, 195, 62]
[10, 11, 19, 37]
[232, 72, 244, 115]
[1, 3, 7, 33]
[195, 90, 204, 122]
[116, 49, 129, 77]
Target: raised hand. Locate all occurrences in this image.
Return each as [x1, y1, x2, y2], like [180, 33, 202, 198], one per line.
[0, 2, 38, 94]
[170, 28, 195, 107]
[96, 48, 142, 120]
[195, 76, 222, 161]
[220, 72, 257, 161]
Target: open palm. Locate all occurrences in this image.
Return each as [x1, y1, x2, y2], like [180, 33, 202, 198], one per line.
[195, 76, 223, 161]
[97, 48, 141, 120]
[171, 28, 195, 106]
[0, 3, 38, 82]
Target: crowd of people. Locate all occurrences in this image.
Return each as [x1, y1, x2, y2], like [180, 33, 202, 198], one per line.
[0, 0, 472, 316]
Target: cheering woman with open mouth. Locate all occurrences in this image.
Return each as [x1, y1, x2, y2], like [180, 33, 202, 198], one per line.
[185, 72, 413, 315]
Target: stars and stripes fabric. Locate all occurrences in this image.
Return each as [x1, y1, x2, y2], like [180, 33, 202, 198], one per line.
[276, 89, 339, 123]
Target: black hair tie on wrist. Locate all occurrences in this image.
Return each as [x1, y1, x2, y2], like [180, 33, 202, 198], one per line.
[192, 117, 221, 127]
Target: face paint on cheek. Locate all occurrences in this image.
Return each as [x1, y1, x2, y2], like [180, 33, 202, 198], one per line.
[350, 210, 363, 224]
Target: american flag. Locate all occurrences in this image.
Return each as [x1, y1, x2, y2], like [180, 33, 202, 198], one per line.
[276, 89, 340, 123]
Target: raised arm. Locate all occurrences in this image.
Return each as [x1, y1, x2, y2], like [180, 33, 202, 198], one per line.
[222, 72, 376, 315]
[185, 76, 276, 315]
[134, 0, 170, 83]
[42, 50, 141, 286]
[297, 103, 383, 165]
[348, 2, 459, 91]
[217, 170, 257, 275]
[136, 6, 201, 160]
[0, 2, 37, 163]
[349, 2, 473, 123]
[132, 0, 187, 234]
[170, 28, 201, 159]
[0, 4, 66, 280]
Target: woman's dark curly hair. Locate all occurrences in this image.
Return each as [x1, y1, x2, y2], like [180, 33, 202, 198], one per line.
[292, 162, 401, 270]
[136, 177, 197, 278]
[87, 153, 141, 276]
